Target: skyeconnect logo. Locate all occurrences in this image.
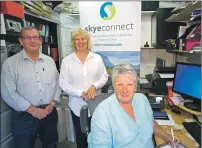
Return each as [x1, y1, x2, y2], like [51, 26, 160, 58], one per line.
[100, 2, 116, 20]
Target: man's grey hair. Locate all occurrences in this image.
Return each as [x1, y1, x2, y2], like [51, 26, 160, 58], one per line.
[112, 63, 138, 87]
[20, 26, 41, 37]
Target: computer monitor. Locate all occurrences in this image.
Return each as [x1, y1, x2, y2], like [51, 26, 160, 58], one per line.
[156, 57, 166, 68]
[172, 62, 201, 112]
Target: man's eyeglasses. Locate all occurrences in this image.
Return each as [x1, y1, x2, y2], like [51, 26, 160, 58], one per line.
[21, 36, 40, 41]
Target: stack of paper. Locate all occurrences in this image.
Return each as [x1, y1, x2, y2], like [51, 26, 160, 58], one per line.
[170, 96, 185, 105]
[159, 144, 187, 148]
[155, 114, 175, 125]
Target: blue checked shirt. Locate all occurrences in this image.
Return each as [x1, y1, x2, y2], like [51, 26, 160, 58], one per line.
[1, 50, 61, 111]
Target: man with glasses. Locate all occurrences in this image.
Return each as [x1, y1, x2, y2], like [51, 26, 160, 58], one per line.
[1, 26, 61, 148]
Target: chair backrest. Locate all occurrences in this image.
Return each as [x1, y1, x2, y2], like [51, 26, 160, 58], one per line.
[87, 93, 113, 115]
[80, 105, 89, 137]
[80, 93, 114, 136]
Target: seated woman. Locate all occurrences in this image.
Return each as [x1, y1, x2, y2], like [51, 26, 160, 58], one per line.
[88, 63, 180, 148]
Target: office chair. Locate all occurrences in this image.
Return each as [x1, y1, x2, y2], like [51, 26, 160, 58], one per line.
[101, 77, 112, 93]
[80, 93, 114, 136]
[80, 105, 89, 137]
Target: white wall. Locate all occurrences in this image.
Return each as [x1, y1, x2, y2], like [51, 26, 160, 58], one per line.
[71, 15, 80, 28]
[140, 49, 174, 78]
[59, 13, 80, 59]
[141, 14, 152, 47]
[159, 1, 184, 8]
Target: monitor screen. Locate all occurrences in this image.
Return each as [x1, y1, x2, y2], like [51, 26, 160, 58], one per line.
[156, 57, 166, 68]
[173, 62, 201, 100]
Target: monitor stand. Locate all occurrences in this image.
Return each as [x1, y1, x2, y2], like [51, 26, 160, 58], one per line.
[184, 102, 201, 112]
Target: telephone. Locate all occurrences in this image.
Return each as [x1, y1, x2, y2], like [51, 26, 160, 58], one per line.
[145, 67, 160, 86]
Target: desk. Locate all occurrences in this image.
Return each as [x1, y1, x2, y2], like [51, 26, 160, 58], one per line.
[155, 108, 199, 148]
[178, 104, 201, 116]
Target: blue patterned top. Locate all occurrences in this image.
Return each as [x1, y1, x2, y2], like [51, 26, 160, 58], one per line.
[88, 93, 154, 148]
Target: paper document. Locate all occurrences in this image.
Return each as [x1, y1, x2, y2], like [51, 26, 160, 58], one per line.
[157, 142, 188, 148]
[158, 73, 174, 78]
[0, 14, 6, 34]
[0, 40, 6, 47]
[160, 144, 187, 148]
[140, 78, 148, 84]
[155, 114, 175, 125]
[170, 96, 185, 105]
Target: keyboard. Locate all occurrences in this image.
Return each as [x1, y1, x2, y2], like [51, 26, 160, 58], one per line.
[182, 122, 201, 145]
[149, 96, 164, 110]
[149, 97, 157, 103]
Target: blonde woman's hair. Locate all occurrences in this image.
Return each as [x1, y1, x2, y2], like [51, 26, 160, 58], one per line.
[70, 28, 92, 51]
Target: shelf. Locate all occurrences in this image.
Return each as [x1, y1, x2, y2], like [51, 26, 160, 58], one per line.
[165, 1, 201, 22]
[48, 42, 58, 45]
[5, 31, 20, 37]
[24, 10, 60, 24]
[166, 49, 201, 57]
[43, 42, 58, 45]
[141, 47, 155, 49]
[141, 11, 155, 16]
[68, 13, 80, 16]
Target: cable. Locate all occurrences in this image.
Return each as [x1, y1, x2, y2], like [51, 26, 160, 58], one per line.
[193, 114, 201, 125]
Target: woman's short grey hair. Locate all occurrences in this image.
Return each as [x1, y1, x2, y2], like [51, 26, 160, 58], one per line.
[71, 28, 92, 51]
[112, 63, 138, 87]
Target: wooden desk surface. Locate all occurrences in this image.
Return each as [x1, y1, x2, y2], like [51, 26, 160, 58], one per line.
[178, 104, 201, 116]
[155, 108, 199, 148]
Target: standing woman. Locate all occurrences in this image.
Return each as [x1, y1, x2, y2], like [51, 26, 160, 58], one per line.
[59, 28, 108, 148]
